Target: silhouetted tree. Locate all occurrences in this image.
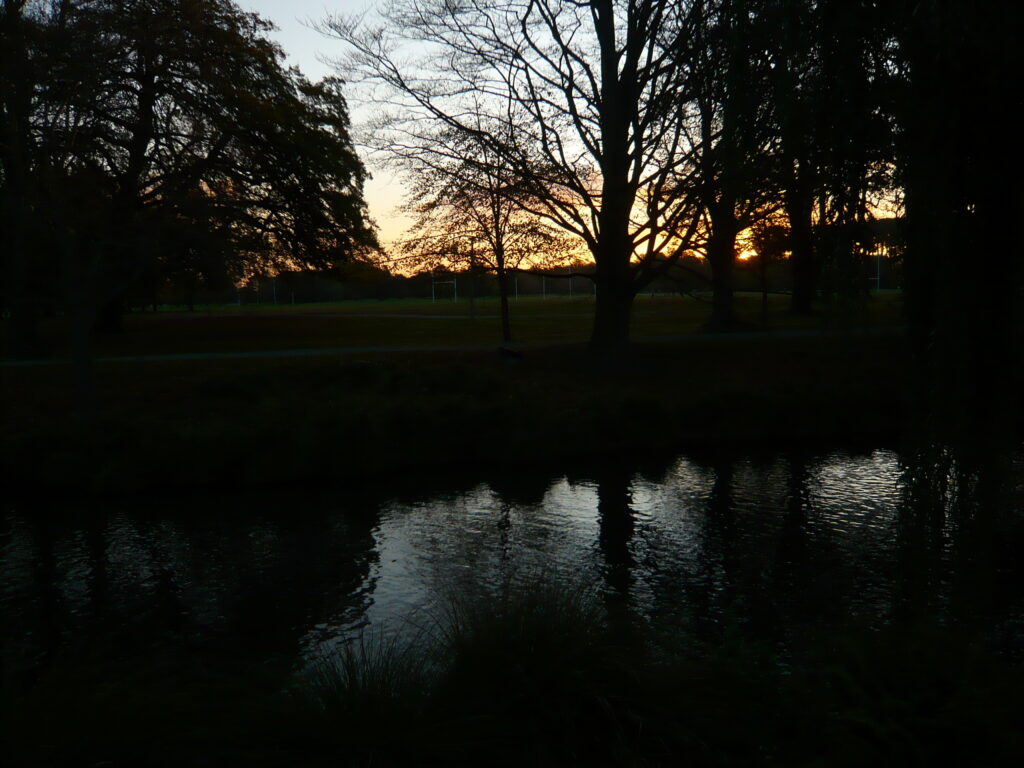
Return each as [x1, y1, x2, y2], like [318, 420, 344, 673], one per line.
[890, 2, 1023, 591]
[326, 0, 704, 353]
[0, 0, 41, 357]
[754, 0, 895, 316]
[677, 0, 779, 331]
[396, 130, 572, 342]
[812, 1, 893, 312]
[893, 1, 1022, 437]
[2, 0, 376, 354]
[749, 217, 789, 321]
[759, 0, 822, 315]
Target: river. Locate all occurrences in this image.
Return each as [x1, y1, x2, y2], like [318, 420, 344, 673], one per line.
[3, 447, 1022, 687]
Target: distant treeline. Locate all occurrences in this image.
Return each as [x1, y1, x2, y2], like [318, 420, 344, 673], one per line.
[251, 215, 900, 307]
[153, 241, 902, 309]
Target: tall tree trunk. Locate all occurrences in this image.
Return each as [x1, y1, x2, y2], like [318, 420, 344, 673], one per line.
[590, 268, 634, 353]
[787, 184, 817, 315]
[3, 211, 39, 357]
[899, 3, 966, 438]
[496, 266, 512, 344]
[705, 227, 738, 332]
[770, 11, 818, 317]
[759, 252, 769, 324]
[92, 66, 157, 336]
[95, 295, 125, 333]
[1, 2, 40, 358]
[71, 302, 97, 408]
[589, 0, 637, 355]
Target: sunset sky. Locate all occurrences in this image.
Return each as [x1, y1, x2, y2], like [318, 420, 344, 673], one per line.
[232, 1, 784, 266]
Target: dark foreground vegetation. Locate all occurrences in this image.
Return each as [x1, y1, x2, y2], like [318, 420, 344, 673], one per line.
[4, 581, 1023, 767]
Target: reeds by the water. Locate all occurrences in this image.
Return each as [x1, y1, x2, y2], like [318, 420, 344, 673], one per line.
[4, 577, 1022, 766]
[293, 579, 1024, 767]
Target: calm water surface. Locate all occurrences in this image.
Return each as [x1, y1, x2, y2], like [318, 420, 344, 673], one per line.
[3, 448, 1015, 681]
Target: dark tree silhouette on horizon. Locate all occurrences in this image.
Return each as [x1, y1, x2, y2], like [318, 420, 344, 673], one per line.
[1, 0, 376, 358]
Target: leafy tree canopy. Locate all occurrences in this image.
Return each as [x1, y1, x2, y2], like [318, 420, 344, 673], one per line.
[2, 0, 377, 335]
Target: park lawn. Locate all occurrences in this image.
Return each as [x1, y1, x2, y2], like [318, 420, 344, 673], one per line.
[6, 291, 905, 360]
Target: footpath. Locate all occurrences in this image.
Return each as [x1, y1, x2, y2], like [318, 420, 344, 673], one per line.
[0, 327, 902, 367]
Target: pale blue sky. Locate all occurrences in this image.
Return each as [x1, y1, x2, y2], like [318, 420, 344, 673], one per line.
[235, 1, 408, 245]
[236, 1, 369, 80]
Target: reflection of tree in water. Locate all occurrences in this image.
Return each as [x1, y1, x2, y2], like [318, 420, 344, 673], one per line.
[487, 471, 559, 579]
[633, 454, 678, 489]
[86, 518, 109, 625]
[233, 513, 378, 656]
[596, 467, 636, 611]
[25, 519, 61, 689]
[764, 455, 824, 645]
[3, 497, 380, 687]
[711, 454, 907, 642]
[896, 445, 954, 622]
[897, 438, 1013, 628]
[776, 455, 810, 578]
[690, 458, 736, 635]
[488, 470, 559, 508]
[681, 456, 812, 639]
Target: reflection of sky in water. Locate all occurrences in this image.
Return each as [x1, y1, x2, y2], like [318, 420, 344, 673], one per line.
[811, 450, 902, 531]
[349, 480, 605, 639]
[305, 451, 908, 661]
[3, 449, 998, 676]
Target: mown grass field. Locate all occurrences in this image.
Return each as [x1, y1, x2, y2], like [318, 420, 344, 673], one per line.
[5, 290, 906, 359]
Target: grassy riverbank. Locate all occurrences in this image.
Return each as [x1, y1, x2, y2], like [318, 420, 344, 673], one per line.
[2, 327, 908, 495]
